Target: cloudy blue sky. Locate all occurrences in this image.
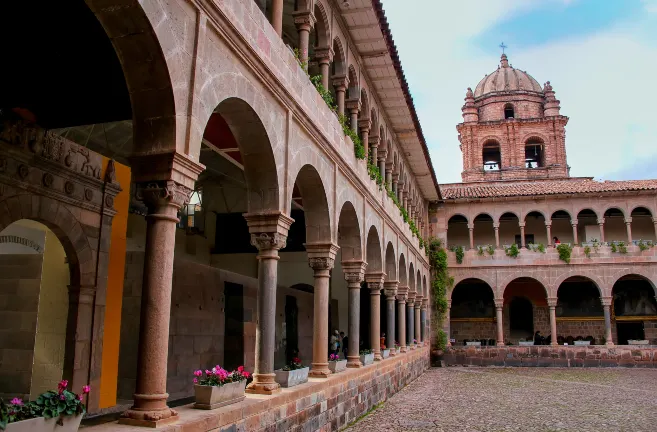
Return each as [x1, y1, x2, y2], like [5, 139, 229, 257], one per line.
[381, 0, 657, 184]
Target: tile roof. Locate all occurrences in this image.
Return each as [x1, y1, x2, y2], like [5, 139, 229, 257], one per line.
[441, 178, 657, 200]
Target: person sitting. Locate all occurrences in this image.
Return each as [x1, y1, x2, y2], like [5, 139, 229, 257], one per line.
[553, 236, 561, 246]
[534, 331, 544, 345]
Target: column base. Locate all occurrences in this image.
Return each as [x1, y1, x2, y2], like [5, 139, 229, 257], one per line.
[551, 342, 558, 346]
[309, 364, 332, 378]
[606, 342, 615, 347]
[389, 349, 397, 356]
[374, 353, 383, 361]
[245, 373, 281, 395]
[496, 342, 505, 347]
[119, 406, 178, 428]
[346, 356, 362, 368]
[400, 346, 407, 353]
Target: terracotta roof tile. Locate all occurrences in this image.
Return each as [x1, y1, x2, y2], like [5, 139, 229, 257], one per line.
[441, 178, 657, 200]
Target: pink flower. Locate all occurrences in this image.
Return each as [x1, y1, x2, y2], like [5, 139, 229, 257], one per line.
[58, 379, 69, 394]
[10, 398, 23, 406]
[193, 378, 198, 384]
[60, 394, 66, 401]
[82, 385, 90, 394]
[237, 366, 244, 372]
[243, 371, 250, 378]
[194, 370, 203, 377]
[78, 394, 83, 401]
[205, 369, 212, 375]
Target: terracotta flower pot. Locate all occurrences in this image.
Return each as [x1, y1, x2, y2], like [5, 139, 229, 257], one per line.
[194, 380, 247, 410]
[274, 366, 309, 388]
[5, 415, 82, 432]
[328, 359, 347, 373]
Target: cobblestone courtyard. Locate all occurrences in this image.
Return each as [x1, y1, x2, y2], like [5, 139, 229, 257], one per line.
[345, 367, 657, 432]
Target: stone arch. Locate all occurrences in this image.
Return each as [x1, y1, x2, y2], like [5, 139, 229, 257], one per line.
[474, 211, 494, 221]
[608, 268, 657, 297]
[416, 270, 422, 296]
[520, 132, 550, 147]
[574, 207, 600, 220]
[203, 96, 281, 214]
[551, 271, 606, 298]
[499, 275, 549, 299]
[423, 275, 428, 299]
[630, 204, 655, 216]
[360, 88, 369, 118]
[550, 209, 573, 219]
[556, 275, 604, 299]
[385, 242, 397, 281]
[332, 37, 346, 76]
[408, 262, 415, 292]
[366, 225, 383, 273]
[337, 201, 362, 261]
[399, 253, 408, 286]
[289, 164, 332, 243]
[496, 210, 520, 223]
[313, 0, 330, 49]
[446, 212, 470, 224]
[451, 273, 496, 295]
[347, 65, 359, 100]
[603, 206, 627, 218]
[522, 209, 548, 221]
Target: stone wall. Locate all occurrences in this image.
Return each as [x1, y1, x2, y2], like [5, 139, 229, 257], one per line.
[556, 320, 606, 343]
[444, 346, 657, 367]
[451, 321, 496, 345]
[118, 252, 314, 402]
[134, 347, 429, 432]
[0, 254, 43, 400]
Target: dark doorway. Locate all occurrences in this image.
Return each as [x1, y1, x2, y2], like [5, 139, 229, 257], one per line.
[509, 297, 533, 338]
[223, 282, 244, 371]
[285, 296, 299, 364]
[616, 322, 644, 345]
[360, 285, 370, 350]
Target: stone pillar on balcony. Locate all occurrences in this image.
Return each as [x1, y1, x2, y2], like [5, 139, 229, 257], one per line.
[293, 11, 315, 69]
[546, 220, 553, 247]
[384, 281, 398, 354]
[357, 119, 371, 161]
[402, 190, 408, 213]
[571, 220, 579, 245]
[625, 217, 633, 244]
[314, 47, 334, 90]
[244, 213, 294, 395]
[271, 0, 284, 36]
[346, 99, 361, 134]
[414, 295, 422, 346]
[392, 173, 399, 195]
[385, 162, 393, 189]
[597, 218, 606, 243]
[602, 296, 614, 346]
[366, 272, 386, 361]
[468, 223, 475, 250]
[519, 222, 526, 249]
[495, 299, 504, 346]
[306, 243, 339, 378]
[493, 223, 500, 249]
[369, 133, 379, 166]
[343, 261, 367, 368]
[397, 286, 408, 352]
[332, 75, 348, 117]
[378, 150, 387, 181]
[407, 291, 416, 349]
[548, 297, 558, 346]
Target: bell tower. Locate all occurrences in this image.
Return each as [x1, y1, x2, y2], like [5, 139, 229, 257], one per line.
[456, 54, 569, 183]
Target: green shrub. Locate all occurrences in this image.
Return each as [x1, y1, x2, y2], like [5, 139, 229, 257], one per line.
[584, 245, 591, 258]
[505, 243, 519, 258]
[487, 244, 495, 255]
[557, 243, 572, 263]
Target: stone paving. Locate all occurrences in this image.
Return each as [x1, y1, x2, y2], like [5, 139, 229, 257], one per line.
[344, 367, 657, 432]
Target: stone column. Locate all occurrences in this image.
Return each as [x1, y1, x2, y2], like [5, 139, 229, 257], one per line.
[420, 298, 428, 344]
[468, 223, 475, 250]
[602, 296, 614, 346]
[244, 213, 293, 395]
[652, 217, 657, 240]
[397, 286, 408, 352]
[347, 102, 360, 134]
[343, 261, 367, 368]
[495, 299, 504, 346]
[407, 292, 416, 348]
[414, 295, 422, 346]
[546, 221, 553, 247]
[625, 217, 633, 244]
[392, 174, 399, 195]
[366, 273, 385, 361]
[597, 218, 605, 243]
[397, 181, 404, 203]
[548, 297, 558, 346]
[571, 220, 579, 245]
[385, 163, 393, 189]
[378, 151, 387, 180]
[493, 223, 500, 249]
[384, 281, 398, 354]
[370, 137, 379, 165]
[519, 222, 526, 248]
[306, 243, 339, 378]
[446, 300, 452, 346]
[120, 180, 193, 427]
[332, 76, 348, 117]
[314, 47, 333, 90]
[293, 12, 315, 69]
[359, 119, 371, 160]
[271, 0, 284, 36]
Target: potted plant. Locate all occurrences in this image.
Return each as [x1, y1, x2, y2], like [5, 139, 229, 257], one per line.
[381, 347, 390, 358]
[274, 357, 309, 388]
[0, 380, 89, 432]
[327, 354, 347, 373]
[359, 349, 374, 366]
[193, 365, 250, 410]
[394, 341, 401, 354]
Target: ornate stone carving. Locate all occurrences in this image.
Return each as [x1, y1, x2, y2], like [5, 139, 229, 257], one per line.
[135, 180, 193, 211]
[42, 172, 54, 187]
[250, 232, 288, 251]
[342, 261, 367, 284]
[104, 195, 115, 209]
[84, 188, 94, 201]
[309, 257, 335, 271]
[105, 159, 117, 184]
[17, 164, 29, 179]
[368, 281, 384, 291]
[64, 181, 75, 195]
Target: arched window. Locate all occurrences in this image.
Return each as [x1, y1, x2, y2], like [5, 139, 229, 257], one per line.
[482, 140, 501, 171]
[504, 103, 515, 119]
[525, 138, 544, 168]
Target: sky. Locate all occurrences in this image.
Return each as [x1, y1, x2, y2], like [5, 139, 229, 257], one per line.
[381, 0, 657, 184]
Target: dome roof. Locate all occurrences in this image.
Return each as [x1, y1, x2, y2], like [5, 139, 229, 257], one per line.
[474, 54, 543, 98]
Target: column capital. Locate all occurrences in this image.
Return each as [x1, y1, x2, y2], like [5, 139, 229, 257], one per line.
[446, 299, 452, 308]
[494, 299, 504, 308]
[378, 148, 388, 161]
[570, 219, 578, 226]
[421, 298, 429, 308]
[135, 180, 193, 213]
[652, 217, 657, 224]
[368, 134, 380, 147]
[245, 212, 294, 252]
[467, 223, 474, 231]
[392, 172, 400, 181]
[345, 98, 361, 113]
[601, 296, 613, 307]
[396, 285, 408, 301]
[493, 223, 500, 229]
[547, 297, 558, 307]
[358, 118, 372, 131]
[383, 280, 399, 298]
[545, 220, 552, 227]
[407, 290, 417, 301]
[342, 260, 367, 283]
[597, 218, 605, 225]
[331, 75, 348, 90]
[365, 272, 386, 291]
[131, 151, 204, 191]
[518, 222, 526, 228]
[292, 10, 316, 31]
[313, 46, 334, 64]
[624, 217, 633, 224]
[305, 242, 339, 270]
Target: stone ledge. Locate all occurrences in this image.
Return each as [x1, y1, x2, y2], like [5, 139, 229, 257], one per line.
[85, 347, 429, 432]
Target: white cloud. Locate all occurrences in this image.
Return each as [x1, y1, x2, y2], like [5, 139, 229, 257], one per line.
[382, 0, 657, 184]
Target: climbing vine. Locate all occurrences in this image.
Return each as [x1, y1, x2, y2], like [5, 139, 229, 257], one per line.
[429, 239, 453, 351]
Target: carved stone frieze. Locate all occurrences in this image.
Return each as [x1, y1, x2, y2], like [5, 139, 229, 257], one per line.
[250, 232, 288, 251]
[342, 260, 367, 284]
[135, 180, 193, 212]
[308, 257, 335, 271]
[42, 172, 54, 187]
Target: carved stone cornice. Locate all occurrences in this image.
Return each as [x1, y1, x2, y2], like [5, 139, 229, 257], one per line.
[244, 212, 294, 252]
[314, 47, 334, 64]
[345, 99, 361, 113]
[383, 280, 398, 298]
[358, 119, 372, 132]
[342, 260, 367, 284]
[135, 180, 193, 212]
[308, 257, 334, 270]
[292, 10, 316, 30]
[331, 75, 349, 90]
